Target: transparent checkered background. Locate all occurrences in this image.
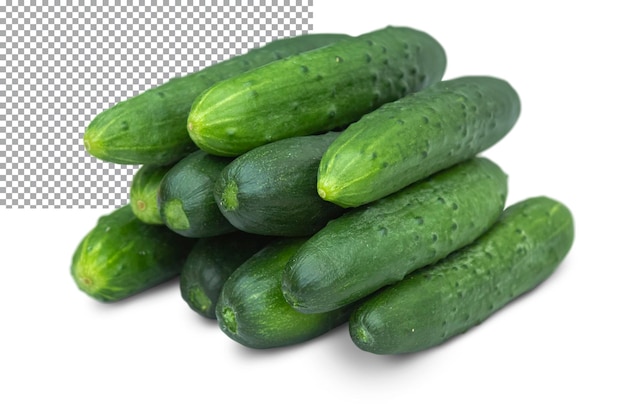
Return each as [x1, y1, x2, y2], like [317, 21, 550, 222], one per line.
[0, 1, 313, 208]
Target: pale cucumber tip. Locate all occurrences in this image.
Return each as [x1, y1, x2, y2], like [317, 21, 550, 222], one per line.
[187, 286, 213, 318]
[162, 199, 190, 231]
[220, 306, 238, 334]
[220, 180, 239, 211]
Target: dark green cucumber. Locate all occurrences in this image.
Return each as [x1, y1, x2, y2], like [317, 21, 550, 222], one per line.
[83, 33, 350, 165]
[350, 196, 575, 354]
[318, 76, 521, 208]
[158, 149, 235, 238]
[213, 132, 345, 236]
[282, 157, 508, 314]
[71, 205, 195, 302]
[188, 26, 446, 156]
[130, 164, 172, 224]
[216, 239, 354, 349]
[180, 232, 273, 319]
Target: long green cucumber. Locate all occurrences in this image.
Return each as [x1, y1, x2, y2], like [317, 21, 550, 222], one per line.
[318, 76, 521, 208]
[187, 26, 446, 156]
[130, 164, 172, 224]
[282, 157, 508, 314]
[83, 33, 350, 166]
[216, 239, 355, 349]
[157, 149, 235, 238]
[180, 232, 273, 319]
[213, 132, 345, 236]
[349, 196, 575, 354]
[70, 205, 195, 302]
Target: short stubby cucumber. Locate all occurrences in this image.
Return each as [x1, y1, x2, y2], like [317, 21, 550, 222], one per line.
[318, 76, 521, 208]
[216, 239, 355, 349]
[187, 26, 447, 156]
[130, 164, 172, 224]
[158, 150, 235, 238]
[213, 132, 345, 236]
[180, 232, 273, 319]
[71, 205, 196, 302]
[83, 33, 350, 165]
[349, 196, 575, 354]
[282, 157, 508, 314]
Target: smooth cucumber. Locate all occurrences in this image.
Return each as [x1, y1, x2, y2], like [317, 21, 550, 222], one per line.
[216, 239, 355, 349]
[130, 164, 172, 224]
[180, 232, 272, 319]
[213, 132, 345, 236]
[318, 76, 521, 208]
[83, 33, 350, 165]
[282, 157, 508, 314]
[188, 26, 446, 156]
[70, 205, 195, 302]
[158, 150, 235, 238]
[349, 196, 575, 354]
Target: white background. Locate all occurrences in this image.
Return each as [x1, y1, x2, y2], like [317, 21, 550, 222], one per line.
[2, 1, 625, 416]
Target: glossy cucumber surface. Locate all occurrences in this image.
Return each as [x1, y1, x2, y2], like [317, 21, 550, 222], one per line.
[318, 76, 521, 207]
[282, 157, 508, 313]
[188, 26, 446, 156]
[349, 196, 575, 354]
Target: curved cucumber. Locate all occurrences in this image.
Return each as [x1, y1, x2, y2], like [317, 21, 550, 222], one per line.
[318, 76, 521, 207]
[130, 164, 172, 224]
[83, 33, 350, 165]
[70, 205, 195, 302]
[188, 26, 447, 156]
[158, 150, 235, 238]
[216, 239, 354, 349]
[282, 157, 508, 314]
[180, 232, 273, 319]
[213, 132, 344, 236]
[349, 196, 575, 354]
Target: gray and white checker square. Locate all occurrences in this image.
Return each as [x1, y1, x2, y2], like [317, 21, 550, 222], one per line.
[0, 1, 313, 208]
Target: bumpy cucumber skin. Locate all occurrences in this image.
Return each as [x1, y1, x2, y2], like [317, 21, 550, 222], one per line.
[71, 205, 195, 302]
[180, 232, 272, 319]
[213, 132, 344, 236]
[130, 164, 172, 224]
[158, 150, 235, 238]
[282, 157, 508, 314]
[318, 76, 521, 208]
[188, 26, 447, 156]
[83, 33, 350, 166]
[349, 196, 575, 355]
[216, 239, 354, 349]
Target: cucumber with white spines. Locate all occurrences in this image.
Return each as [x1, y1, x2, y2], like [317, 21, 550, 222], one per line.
[83, 33, 350, 165]
[349, 196, 575, 354]
[187, 26, 447, 156]
[318, 76, 521, 208]
[282, 157, 508, 314]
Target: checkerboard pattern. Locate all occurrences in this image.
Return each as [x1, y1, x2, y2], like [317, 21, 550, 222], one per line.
[0, 1, 313, 208]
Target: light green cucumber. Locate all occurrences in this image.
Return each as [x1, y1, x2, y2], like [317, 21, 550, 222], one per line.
[83, 33, 350, 165]
[282, 157, 508, 314]
[187, 26, 446, 156]
[318, 76, 521, 208]
[350, 196, 575, 354]
[130, 164, 172, 224]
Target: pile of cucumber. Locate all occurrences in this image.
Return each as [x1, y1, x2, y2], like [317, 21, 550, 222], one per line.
[72, 26, 575, 355]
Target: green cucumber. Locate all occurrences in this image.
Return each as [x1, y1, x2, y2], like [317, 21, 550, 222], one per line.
[216, 239, 355, 349]
[282, 157, 508, 314]
[157, 149, 235, 238]
[83, 33, 350, 165]
[213, 132, 344, 236]
[187, 26, 446, 156]
[180, 232, 273, 319]
[349, 196, 575, 354]
[318, 76, 521, 208]
[71, 205, 195, 302]
[130, 164, 172, 224]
